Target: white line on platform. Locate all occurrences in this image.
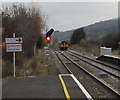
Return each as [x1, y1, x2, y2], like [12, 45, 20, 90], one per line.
[70, 74, 93, 100]
[60, 74, 93, 100]
[60, 74, 72, 76]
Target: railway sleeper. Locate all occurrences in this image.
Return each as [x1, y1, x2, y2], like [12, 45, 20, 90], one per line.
[73, 59, 79, 62]
[64, 62, 72, 64]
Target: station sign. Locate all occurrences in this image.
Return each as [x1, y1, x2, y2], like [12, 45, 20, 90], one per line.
[5, 38, 22, 43]
[6, 44, 22, 52]
[5, 38, 22, 52]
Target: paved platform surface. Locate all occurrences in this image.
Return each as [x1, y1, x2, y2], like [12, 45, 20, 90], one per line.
[2, 75, 90, 99]
[2, 75, 65, 98]
[62, 76, 86, 98]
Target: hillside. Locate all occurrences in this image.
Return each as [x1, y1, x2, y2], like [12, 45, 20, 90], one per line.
[53, 18, 118, 41]
[53, 30, 74, 41]
[84, 19, 118, 35]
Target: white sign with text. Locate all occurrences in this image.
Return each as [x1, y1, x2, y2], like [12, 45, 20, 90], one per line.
[5, 38, 22, 52]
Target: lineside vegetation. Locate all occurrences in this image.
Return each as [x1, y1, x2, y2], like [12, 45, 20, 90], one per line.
[2, 3, 48, 77]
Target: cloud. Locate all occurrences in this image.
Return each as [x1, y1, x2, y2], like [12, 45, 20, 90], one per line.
[2, 2, 118, 31]
[38, 2, 117, 31]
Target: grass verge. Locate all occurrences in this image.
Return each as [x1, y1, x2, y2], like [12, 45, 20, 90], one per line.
[2, 49, 49, 78]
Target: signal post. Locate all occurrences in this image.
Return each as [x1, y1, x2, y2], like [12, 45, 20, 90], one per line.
[45, 29, 54, 67]
[46, 28, 54, 49]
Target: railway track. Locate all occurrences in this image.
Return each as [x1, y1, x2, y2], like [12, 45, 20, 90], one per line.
[68, 50, 120, 71]
[67, 50, 120, 79]
[55, 50, 120, 98]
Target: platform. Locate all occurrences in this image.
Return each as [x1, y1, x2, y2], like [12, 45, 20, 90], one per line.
[2, 75, 92, 99]
[2, 76, 65, 99]
[59, 74, 92, 99]
[96, 55, 120, 66]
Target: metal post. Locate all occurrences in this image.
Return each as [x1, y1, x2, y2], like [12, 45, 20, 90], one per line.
[48, 43, 50, 48]
[118, 42, 120, 56]
[48, 43, 50, 66]
[13, 33, 16, 77]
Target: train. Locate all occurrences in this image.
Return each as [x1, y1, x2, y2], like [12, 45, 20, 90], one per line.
[59, 41, 69, 51]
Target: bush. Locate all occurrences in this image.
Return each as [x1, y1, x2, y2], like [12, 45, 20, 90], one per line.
[101, 31, 120, 49]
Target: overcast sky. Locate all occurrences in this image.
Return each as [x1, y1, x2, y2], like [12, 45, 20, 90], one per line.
[1, 1, 118, 31]
[33, 2, 118, 31]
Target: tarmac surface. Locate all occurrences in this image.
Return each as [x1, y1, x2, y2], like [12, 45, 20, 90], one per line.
[2, 75, 65, 98]
[62, 76, 86, 98]
[2, 75, 89, 99]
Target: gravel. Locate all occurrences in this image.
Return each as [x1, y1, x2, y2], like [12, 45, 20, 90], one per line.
[65, 52, 120, 94]
[57, 51, 119, 98]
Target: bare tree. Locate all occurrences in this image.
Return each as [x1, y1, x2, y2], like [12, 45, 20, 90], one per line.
[2, 3, 47, 59]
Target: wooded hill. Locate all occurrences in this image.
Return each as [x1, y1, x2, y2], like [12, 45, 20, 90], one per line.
[53, 18, 118, 41]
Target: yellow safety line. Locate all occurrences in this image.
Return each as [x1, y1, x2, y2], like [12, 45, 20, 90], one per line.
[59, 75, 71, 100]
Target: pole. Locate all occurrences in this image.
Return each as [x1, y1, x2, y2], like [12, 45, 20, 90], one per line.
[47, 43, 50, 66]
[13, 33, 16, 77]
[119, 42, 120, 56]
[48, 43, 50, 48]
